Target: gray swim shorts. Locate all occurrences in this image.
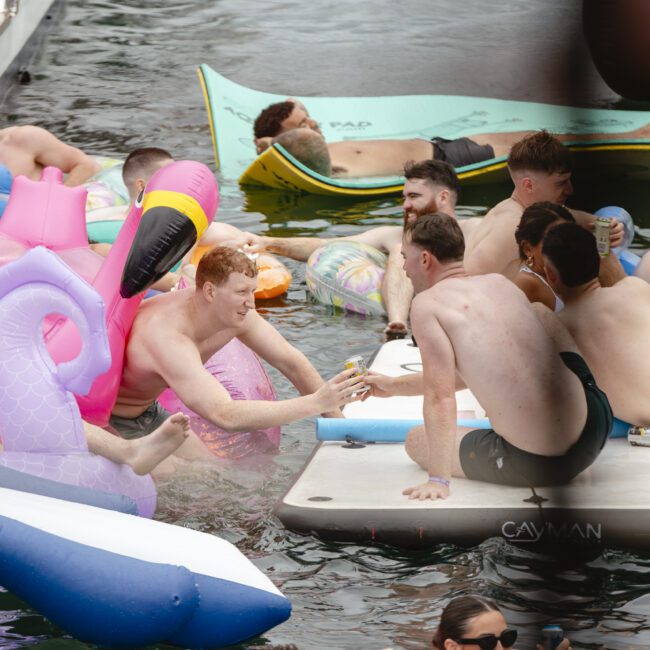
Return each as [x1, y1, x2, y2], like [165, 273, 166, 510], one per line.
[108, 401, 172, 440]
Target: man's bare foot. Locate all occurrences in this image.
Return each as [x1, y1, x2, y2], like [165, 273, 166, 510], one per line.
[128, 413, 191, 475]
[384, 321, 408, 340]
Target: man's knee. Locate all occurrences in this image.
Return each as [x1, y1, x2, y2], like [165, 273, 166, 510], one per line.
[404, 425, 426, 463]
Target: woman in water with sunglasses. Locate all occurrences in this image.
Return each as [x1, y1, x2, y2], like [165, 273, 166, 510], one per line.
[432, 595, 571, 649]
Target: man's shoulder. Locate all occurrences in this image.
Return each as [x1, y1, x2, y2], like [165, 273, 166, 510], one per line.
[619, 274, 650, 291]
[565, 285, 616, 319]
[0, 126, 20, 147]
[10, 125, 47, 143]
[458, 217, 481, 237]
[412, 286, 441, 311]
[514, 268, 540, 291]
[464, 272, 526, 304]
[599, 276, 650, 308]
[484, 197, 522, 220]
[418, 274, 493, 302]
[470, 271, 514, 289]
[132, 296, 190, 341]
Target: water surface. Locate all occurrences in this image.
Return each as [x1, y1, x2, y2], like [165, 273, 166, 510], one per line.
[2, 1, 650, 648]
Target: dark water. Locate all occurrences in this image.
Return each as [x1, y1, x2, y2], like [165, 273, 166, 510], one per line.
[2, 1, 650, 648]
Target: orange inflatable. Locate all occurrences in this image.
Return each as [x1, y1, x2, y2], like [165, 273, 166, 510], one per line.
[191, 245, 291, 299]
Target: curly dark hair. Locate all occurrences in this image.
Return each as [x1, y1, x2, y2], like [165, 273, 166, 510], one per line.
[515, 201, 575, 260]
[253, 101, 296, 139]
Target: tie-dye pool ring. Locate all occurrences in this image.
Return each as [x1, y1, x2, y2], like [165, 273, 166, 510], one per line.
[306, 241, 386, 316]
[84, 157, 129, 214]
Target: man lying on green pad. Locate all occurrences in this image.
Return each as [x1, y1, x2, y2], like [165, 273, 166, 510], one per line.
[252, 99, 650, 178]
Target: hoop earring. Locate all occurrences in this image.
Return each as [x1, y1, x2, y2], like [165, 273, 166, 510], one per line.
[526, 256, 534, 268]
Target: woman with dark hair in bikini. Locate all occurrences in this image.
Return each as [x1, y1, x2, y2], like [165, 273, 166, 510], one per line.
[514, 201, 575, 312]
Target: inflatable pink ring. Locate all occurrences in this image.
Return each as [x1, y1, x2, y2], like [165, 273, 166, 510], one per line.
[159, 338, 280, 459]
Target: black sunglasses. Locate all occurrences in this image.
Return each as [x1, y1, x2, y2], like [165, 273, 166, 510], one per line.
[455, 628, 517, 650]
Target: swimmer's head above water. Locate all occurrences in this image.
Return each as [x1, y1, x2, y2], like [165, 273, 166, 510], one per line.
[195, 245, 257, 288]
[508, 130, 574, 207]
[122, 147, 174, 203]
[195, 246, 259, 327]
[253, 99, 321, 140]
[402, 159, 459, 226]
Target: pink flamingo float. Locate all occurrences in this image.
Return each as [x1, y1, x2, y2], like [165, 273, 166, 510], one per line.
[0, 162, 219, 513]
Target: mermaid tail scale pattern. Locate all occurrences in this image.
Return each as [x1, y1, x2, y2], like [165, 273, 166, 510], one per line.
[0, 248, 156, 516]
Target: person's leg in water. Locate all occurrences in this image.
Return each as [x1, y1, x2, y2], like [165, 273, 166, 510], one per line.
[469, 122, 650, 159]
[108, 401, 217, 466]
[381, 242, 412, 338]
[84, 413, 191, 475]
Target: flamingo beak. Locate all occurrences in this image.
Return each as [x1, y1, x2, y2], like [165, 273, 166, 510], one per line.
[120, 189, 210, 299]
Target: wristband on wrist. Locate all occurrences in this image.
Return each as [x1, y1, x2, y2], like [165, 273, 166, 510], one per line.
[428, 476, 450, 487]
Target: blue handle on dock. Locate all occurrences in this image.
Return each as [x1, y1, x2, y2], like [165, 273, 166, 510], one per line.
[316, 417, 492, 442]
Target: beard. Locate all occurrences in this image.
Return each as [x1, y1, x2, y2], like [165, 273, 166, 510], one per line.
[402, 202, 437, 228]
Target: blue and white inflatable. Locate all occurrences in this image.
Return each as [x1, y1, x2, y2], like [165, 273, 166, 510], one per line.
[0, 488, 291, 648]
[0, 464, 137, 513]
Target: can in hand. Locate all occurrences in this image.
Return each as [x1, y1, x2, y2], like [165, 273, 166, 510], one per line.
[594, 216, 611, 257]
[343, 355, 370, 395]
[628, 426, 650, 446]
[541, 624, 564, 650]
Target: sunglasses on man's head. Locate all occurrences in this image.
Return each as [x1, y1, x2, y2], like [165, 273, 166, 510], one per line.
[455, 628, 517, 650]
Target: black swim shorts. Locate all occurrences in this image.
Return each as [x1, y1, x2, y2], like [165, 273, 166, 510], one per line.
[430, 137, 495, 168]
[458, 352, 613, 487]
[108, 401, 172, 440]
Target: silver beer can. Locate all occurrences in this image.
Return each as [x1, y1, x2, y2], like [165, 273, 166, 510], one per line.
[343, 355, 369, 394]
[594, 216, 611, 257]
[628, 426, 650, 446]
